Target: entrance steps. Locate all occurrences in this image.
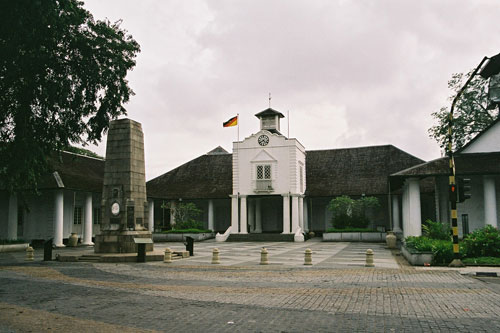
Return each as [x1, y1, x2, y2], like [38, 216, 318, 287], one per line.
[227, 233, 295, 242]
[78, 254, 101, 262]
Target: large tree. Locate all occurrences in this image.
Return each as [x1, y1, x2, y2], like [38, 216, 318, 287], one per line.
[0, 0, 140, 193]
[429, 70, 499, 151]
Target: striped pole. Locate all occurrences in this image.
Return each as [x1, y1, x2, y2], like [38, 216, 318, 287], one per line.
[447, 57, 488, 267]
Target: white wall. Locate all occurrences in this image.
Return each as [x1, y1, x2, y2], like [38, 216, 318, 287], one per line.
[233, 130, 306, 196]
[461, 121, 500, 153]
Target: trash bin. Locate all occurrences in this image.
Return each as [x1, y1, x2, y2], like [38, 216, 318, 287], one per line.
[184, 236, 194, 256]
[44, 238, 53, 261]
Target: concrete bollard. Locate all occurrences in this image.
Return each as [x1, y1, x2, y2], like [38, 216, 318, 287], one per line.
[164, 248, 172, 263]
[25, 246, 34, 261]
[260, 247, 269, 265]
[212, 248, 220, 264]
[365, 249, 374, 267]
[304, 248, 313, 265]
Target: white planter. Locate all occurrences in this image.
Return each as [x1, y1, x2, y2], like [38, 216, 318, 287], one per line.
[153, 232, 214, 242]
[0, 243, 29, 252]
[401, 245, 433, 266]
[323, 232, 384, 242]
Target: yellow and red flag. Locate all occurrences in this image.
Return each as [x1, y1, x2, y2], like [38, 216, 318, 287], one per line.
[223, 115, 238, 127]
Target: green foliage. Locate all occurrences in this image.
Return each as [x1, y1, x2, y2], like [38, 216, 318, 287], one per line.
[404, 236, 463, 266]
[404, 236, 435, 252]
[164, 229, 212, 234]
[171, 203, 203, 230]
[462, 257, 500, 266]
[428, 70, 499, 151]
[462, 225, 500, 258]
[0, 0, 140, 193]
[422, 219, 450, 240]
[328, 195, 380, 229]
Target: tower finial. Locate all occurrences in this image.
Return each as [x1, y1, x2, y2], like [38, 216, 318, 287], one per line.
[269, 92, 272, 108]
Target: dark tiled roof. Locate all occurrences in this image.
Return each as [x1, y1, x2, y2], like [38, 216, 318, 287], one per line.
[305, 145, 424, 196]
[391, 152, 500, 177]
[147, 144, 424, 199]
[38, 151, 105, 193]
[255, 108, 285, 118]
[147, 153, 232, 199]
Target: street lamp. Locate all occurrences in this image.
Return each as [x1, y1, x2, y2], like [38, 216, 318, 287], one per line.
[448, 52, 500, 267]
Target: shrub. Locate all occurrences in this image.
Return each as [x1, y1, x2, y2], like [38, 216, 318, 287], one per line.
[462, 225, 500, 258]
[164, 228, 212, 234]
[422, 219, 450, 240]
[405, 236, 434, 252]
[328, 195, 379, 229]
[404, 236, 464, 265]
[462, 257, 500, 265]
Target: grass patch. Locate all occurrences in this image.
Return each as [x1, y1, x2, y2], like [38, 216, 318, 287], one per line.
[0, 239, 26, 245]
[325, 228, 378, 233]
[163, 229, 212, 234]
[462, 257, 500, 266]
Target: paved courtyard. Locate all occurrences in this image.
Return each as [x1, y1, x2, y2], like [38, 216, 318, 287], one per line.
[1, 240, 500, 332]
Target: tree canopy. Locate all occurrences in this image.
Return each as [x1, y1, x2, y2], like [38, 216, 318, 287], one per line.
[0, 0, 140, 193]
[428, 70, 499, 151]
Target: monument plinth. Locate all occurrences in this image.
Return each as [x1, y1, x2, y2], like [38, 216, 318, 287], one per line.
[95, 119, 153, 253]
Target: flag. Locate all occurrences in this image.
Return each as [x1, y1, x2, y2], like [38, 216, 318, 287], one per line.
[223, 115, 238, 127]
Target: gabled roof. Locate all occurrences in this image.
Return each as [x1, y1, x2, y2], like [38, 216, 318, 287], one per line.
[456, 116, 500, 153]
[147, 144, 425, 199]
[147, 153, 232, 200]
[37, 151, 105, 193]
[255, 108, 285, 118]
[305, 145, 424, 197]
[391, 152, 500, 178]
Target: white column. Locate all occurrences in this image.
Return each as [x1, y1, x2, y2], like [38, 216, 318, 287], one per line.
[282, 195, 290, 234]
[53, 190, 65, 247]
[7, 194, 18, 240]
[392, 195, 402, 233]
[240, 196, 248, 234]
[406, 178, 422, 237]
[208, 199, 214, 232]
[82, 193, 94, 245]
[231, 196, 239, 233]
[303, 199, 309, 232]
[170, 201, 176, 227]
[291, 195, 299, 233]
[255, 199, 262, 233]
[298, 196, 304, 229]
[148, 200, 154, 233]
[248, 199, 255, 233]
[484, 176, 498, 228]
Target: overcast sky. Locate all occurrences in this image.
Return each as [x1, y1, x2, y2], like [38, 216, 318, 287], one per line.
[83, 0, 500, 181]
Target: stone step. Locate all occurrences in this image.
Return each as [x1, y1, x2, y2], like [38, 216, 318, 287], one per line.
[78, 255, 102, 262]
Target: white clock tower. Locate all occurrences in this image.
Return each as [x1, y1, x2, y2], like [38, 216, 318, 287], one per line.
[230, 108, 306, 240]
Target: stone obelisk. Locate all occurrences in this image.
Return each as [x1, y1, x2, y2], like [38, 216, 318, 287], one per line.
[95, 118, 153, 253]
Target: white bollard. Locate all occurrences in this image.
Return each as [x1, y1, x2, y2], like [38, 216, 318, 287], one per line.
[25, 246, 34, 261]
[164, 248, 172, 263]
[212, 248, 220, 264]
[260, 247, 269, 265]
[304, 248, 312, 265]
[365, 249, 374, 267]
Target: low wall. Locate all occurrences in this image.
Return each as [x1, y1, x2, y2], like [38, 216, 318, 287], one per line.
[153, 232, 214, 242]
[323, 232, 385, 242]
[401, 245, 433, 266]
[0, 243, 29, 252]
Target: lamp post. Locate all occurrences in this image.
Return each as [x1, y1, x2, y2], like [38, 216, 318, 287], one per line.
[448, 53, 500, 267]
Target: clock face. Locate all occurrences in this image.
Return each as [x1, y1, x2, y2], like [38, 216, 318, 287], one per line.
[258, 135, 269, 146]
[111, 202, 120, 216]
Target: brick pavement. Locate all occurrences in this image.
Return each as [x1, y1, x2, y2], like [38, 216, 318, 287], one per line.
[1, 242, 500, 332]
